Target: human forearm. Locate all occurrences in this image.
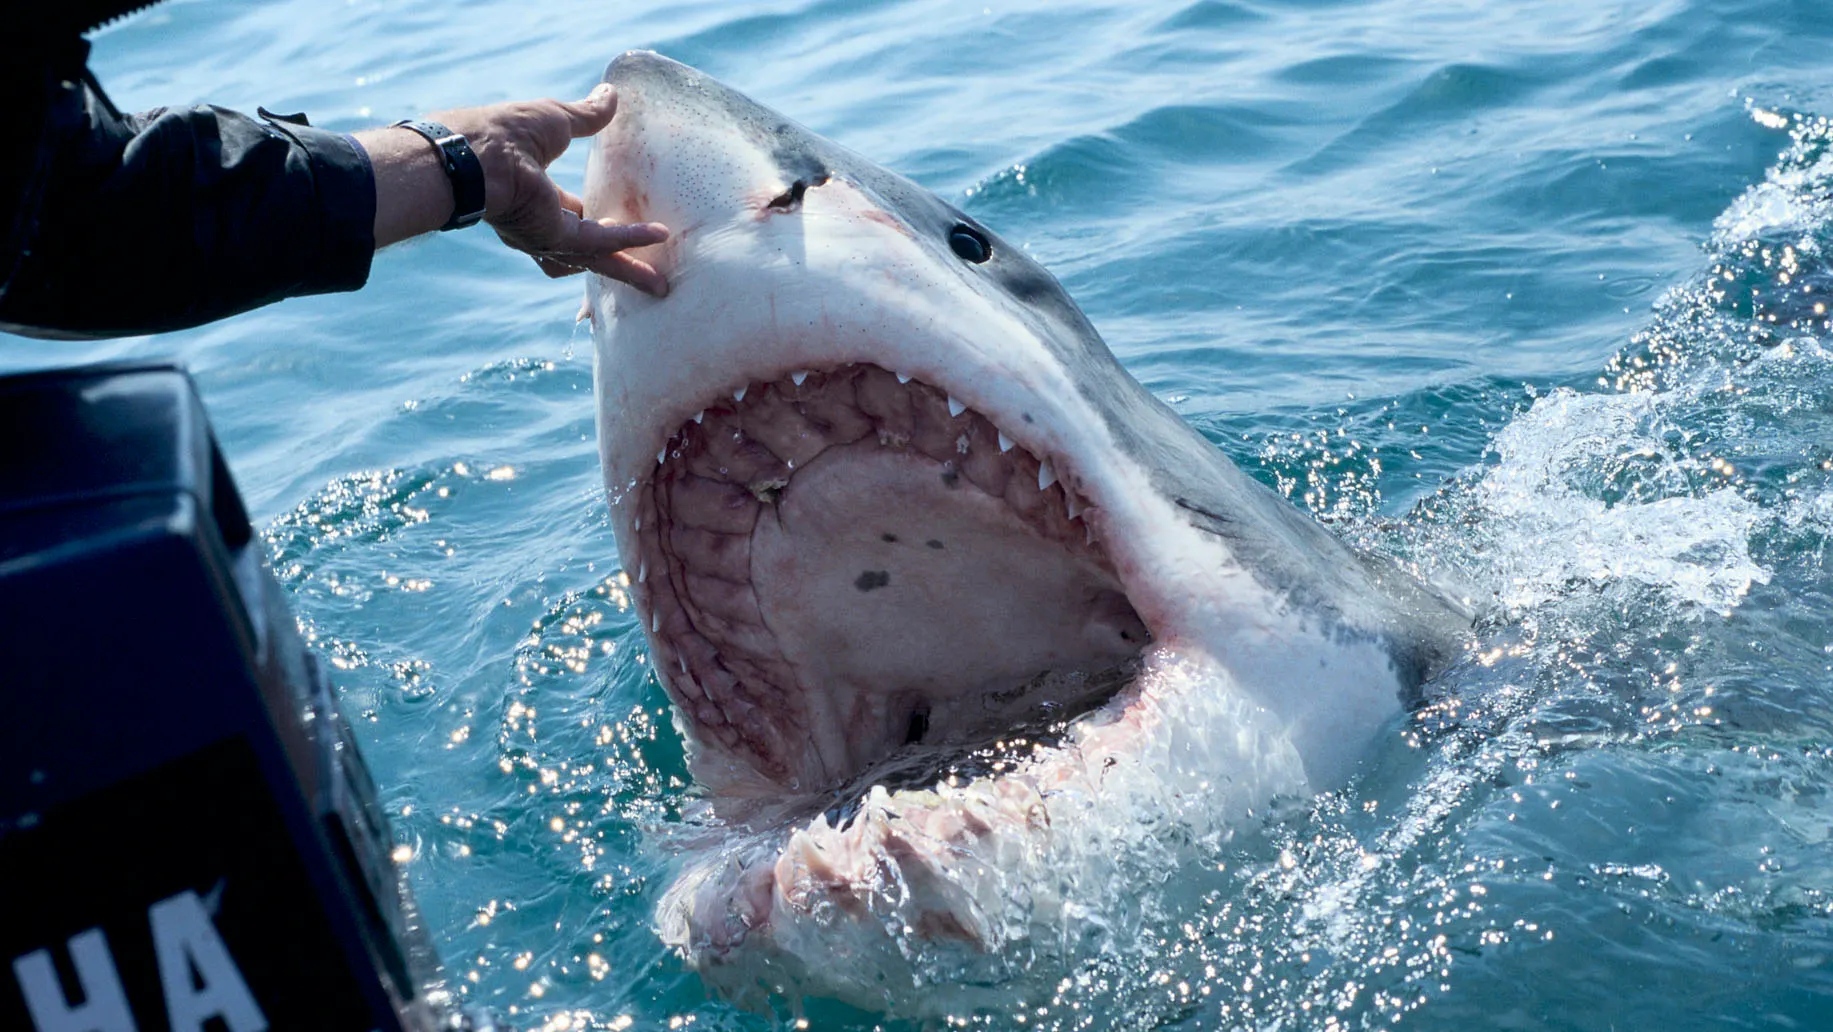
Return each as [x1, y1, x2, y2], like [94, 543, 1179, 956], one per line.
[354, 124, 456, 248]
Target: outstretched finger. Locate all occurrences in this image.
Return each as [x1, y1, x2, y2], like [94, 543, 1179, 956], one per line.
[526, 216, 670, 295]
[536, 249, 666, 296]
[568, 216, 670, 255]
[585, 251, 669, 297]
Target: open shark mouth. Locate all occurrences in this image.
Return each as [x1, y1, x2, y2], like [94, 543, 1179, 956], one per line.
[634, 363, 1149, 802]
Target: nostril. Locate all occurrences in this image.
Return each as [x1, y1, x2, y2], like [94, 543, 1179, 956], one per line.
[766, 173, 830, 212]
[766, 182, 804, 211]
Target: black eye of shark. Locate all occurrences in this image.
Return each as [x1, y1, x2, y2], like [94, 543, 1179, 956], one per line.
[949, 223, 992, 263]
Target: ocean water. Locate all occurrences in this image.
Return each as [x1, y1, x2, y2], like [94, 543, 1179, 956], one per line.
[8, 0, 1833, 1027]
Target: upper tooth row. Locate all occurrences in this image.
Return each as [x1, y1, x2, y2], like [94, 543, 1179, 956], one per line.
[653, 437, 1063, 497]
[664, 383, 1056, 490]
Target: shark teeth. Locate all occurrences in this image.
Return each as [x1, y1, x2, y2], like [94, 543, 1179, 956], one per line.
[658, 446, 669, 465]
[678, 653, 688, 674]
[997, 431, 1013, 453]
[651, 610, 661, 633]
[692, 410, 705, 424]
[733, 385, 748, 402]
[946, 396, 967, 417]
[791, 370, 809, 386]
[895, 372, 911, 384]
[1064, 495, 1080, 520]
[638, 561, 647, 584]
[1037, 460, 1056, 491]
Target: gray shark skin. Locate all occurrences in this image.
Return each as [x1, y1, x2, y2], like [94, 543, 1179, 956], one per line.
[581, 50, 1471, 1010]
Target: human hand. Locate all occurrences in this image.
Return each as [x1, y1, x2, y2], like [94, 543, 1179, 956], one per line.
[432, 86, 669, 294]
[360, 85, 669, 295]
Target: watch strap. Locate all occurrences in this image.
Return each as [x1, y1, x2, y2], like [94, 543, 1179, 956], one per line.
[392, 119, 486, 232]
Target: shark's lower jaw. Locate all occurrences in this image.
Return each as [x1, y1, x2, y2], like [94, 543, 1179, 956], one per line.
[628, 363, 1151, 798]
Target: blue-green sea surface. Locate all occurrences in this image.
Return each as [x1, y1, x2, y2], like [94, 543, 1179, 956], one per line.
[9, 0, 1833, 1028]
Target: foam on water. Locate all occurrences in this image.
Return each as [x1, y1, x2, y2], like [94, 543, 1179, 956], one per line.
[1473, 390, 1766, 615]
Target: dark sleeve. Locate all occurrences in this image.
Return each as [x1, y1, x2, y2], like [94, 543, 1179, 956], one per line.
[0, 73, 377, 338]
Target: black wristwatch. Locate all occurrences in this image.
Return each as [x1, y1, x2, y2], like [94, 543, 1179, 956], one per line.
[392, 119, 487, 231]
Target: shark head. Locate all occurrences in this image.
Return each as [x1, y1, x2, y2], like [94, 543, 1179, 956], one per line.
[583, 51, 1469, 1005]
[585, 51, 1164, 796]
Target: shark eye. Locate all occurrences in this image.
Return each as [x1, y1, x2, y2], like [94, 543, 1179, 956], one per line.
[949, 223, 992, 264]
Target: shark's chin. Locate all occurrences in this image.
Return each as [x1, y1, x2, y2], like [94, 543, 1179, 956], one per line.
[631, 363, 1150, 801]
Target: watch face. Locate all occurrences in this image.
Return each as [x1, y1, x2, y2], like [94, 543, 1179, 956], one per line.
[436, 134, 487, 231]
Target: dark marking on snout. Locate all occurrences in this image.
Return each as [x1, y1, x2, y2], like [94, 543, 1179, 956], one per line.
[855, 570, 890, 592]
[926, 539, 944, 550]
[881, 532, 899, 543]
[940, 467, 961, 489]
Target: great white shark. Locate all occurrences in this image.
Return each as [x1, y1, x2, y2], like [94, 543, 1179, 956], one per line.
[581, 51, 1472, 1008]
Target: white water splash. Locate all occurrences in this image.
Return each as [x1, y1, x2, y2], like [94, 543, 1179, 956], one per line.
[1474, 388, 1770, 617]
[1712, 135, 1833, 245]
